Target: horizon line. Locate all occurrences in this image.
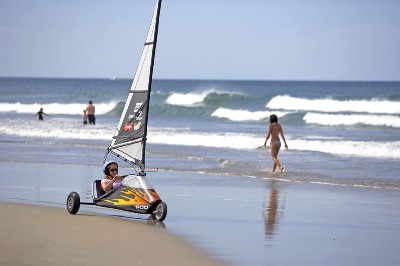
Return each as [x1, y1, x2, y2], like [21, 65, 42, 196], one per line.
[1, 75, 399, 83]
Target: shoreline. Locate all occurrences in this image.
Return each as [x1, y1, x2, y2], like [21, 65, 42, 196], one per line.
[0, 203, 225, 266]
[1, 161, 400, 265]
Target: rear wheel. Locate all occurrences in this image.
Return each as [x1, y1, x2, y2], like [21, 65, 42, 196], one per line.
[66, 192, 80, 214]
[153, 201, 167, 221]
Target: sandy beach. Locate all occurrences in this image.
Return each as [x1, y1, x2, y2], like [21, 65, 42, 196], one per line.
[0, 203, 224, 266]
[1, 161, 400, 265]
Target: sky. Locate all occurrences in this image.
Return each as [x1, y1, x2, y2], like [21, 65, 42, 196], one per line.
[1, 0, 399, 81]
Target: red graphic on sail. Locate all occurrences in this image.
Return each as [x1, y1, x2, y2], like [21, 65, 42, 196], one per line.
[124, 123, 133, 131]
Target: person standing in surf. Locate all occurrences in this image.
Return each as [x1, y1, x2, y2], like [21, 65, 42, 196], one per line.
[263, 114, 288, 173]
[82, 110, 88, 125]
[35, 107, 48, 121]
[85, 100, 96, 125]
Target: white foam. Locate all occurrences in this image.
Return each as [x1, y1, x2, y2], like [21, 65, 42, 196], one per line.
[304, 112, 400, 128]
[148, 128, 400, 159]
[302, 135, 343, 140]
[0, 118, 113, 140]
[0, 102, 117, 115]
[1, 119, 399, 159]
[290, 138, 400, 159]
[211, 108, 290, 122]
[149, 129, 263, 150]
[266, 95, 400, 114]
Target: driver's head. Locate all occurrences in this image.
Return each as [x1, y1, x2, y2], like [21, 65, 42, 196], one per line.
[103, 161, 118, 176]
[107, 163, 118, 177]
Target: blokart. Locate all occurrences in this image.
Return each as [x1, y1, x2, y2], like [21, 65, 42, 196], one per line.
[67, 0, 167, 222]
[66, 173, 167, 221]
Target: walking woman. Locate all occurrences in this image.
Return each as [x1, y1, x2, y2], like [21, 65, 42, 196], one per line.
[263, 114, 288, 173]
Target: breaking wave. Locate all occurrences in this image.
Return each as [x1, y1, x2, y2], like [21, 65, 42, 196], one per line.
[165, 90, 246, 107]
[267, 95, 400, 114]
[211, 108, 291, 122]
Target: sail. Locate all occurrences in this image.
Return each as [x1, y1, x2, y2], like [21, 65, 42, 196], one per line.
[107, 0, 162, 170]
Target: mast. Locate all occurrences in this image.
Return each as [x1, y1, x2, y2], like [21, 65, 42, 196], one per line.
[106, 0, 163, 172]
[141, 0, 162, 172]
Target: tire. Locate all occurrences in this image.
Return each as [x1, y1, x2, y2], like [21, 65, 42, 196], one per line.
[66, 192, 80, 214]
[153, 201, 167, 222]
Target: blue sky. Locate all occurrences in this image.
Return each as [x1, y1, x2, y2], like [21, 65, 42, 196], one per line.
[1, 0, 399, 81]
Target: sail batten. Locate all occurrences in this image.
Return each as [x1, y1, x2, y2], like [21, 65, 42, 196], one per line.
[107, 0, 162, 170]
[109, 138, 143, 148]
[128, 90, 148, 93]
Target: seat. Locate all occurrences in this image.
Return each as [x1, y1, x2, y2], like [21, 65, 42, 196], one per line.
[93, 180, 105, 198]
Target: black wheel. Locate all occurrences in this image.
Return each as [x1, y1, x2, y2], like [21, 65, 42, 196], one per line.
[66, 192, 80, 214]
[153, 201, 167, 221]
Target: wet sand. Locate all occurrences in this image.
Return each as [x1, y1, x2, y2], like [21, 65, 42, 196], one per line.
[0, 203, 224, 266]
[1, 162, 400, 265]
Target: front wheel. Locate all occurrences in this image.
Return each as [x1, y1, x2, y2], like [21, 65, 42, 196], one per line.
[152, 201, 167, 221]
[66, 192, 80, 214]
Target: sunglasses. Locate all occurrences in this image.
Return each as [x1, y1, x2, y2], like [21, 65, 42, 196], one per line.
[109, 168, 118, 172]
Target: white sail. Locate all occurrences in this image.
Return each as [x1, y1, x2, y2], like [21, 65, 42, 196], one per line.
[108, 0, 162, 170]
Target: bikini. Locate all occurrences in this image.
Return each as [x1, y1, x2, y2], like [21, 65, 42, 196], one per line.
[273, 140, 281, 148]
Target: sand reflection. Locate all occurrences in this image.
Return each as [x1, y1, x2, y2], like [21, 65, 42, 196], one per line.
[264, 181, 284, 239]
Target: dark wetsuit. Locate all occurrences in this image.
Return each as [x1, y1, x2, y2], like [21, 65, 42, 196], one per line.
[36, 111, 44, 121]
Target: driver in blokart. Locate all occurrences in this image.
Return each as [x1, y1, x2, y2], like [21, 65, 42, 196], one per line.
[101, 161, 124, 193]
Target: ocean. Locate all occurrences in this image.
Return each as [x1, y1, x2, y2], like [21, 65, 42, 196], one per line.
[1, 77, 399, 189]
